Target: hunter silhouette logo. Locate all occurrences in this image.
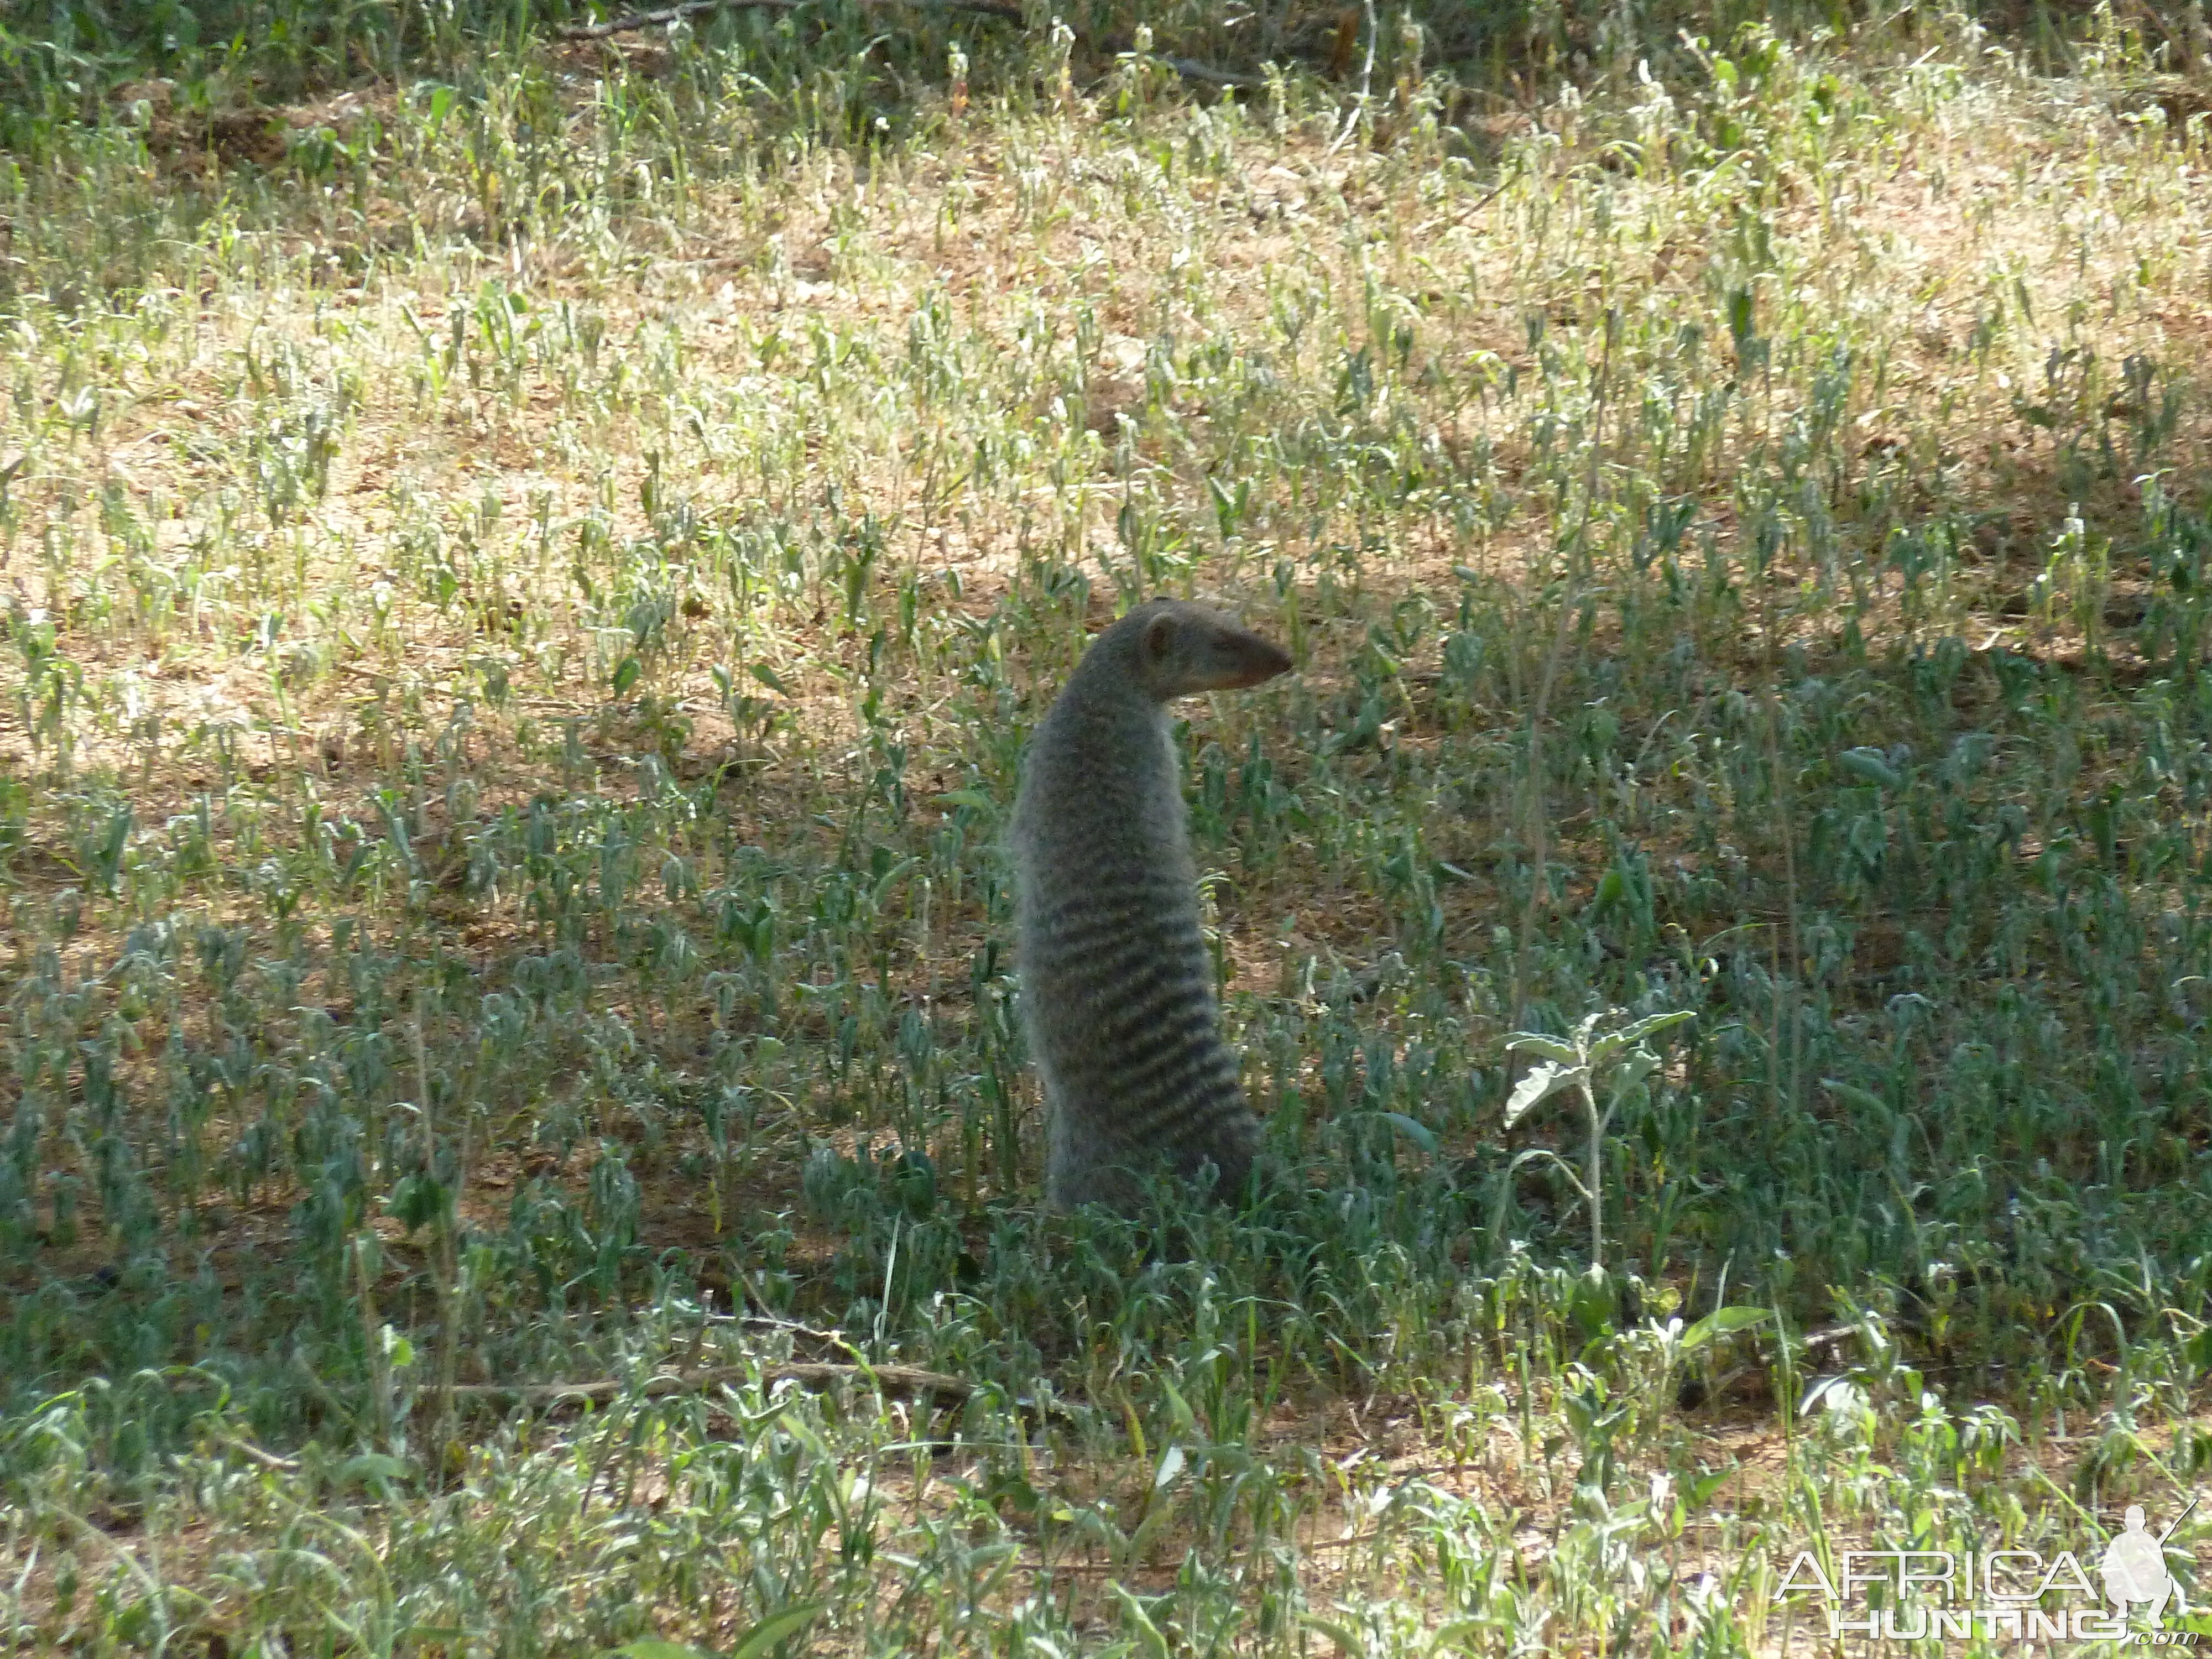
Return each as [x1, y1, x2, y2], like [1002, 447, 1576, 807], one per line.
[2102, 1501, 2195, 1631]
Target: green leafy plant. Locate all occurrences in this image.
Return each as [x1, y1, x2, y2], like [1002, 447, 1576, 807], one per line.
[1503, 1009, 1695, 1266]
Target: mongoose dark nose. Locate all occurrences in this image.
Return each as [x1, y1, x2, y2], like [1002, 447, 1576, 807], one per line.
[1243, 640, 1293, 684]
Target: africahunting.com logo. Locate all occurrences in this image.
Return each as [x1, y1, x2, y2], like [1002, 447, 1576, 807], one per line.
[1780, 1501, 2202, 1645]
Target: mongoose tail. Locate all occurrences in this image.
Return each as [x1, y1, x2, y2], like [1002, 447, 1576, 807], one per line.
[1013, 598, 1292, 1214]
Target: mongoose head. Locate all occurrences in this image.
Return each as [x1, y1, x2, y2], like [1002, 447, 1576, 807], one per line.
[1123, 598, 1293, 701]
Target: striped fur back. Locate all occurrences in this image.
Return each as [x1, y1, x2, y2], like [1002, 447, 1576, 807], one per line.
[1021, 871, 1260, 1209]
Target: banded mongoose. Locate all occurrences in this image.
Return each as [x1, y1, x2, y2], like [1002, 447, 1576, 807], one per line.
[1013, 598, 1293, 1212]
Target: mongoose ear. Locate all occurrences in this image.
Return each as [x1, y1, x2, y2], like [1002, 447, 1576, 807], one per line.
[1142, 612, 1176, 662]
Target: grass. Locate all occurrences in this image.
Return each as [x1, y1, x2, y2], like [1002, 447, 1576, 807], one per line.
[4, 0, 2212, 1651]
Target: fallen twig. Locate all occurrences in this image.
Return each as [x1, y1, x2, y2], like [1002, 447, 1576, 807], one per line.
[219, 1433, 302, 1474]
[446, 1360, 975, 1406]
[557, 0, 1021, 39]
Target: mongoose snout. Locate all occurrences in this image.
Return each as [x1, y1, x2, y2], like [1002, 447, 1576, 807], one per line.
[1012, 598, 1293, 1213]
